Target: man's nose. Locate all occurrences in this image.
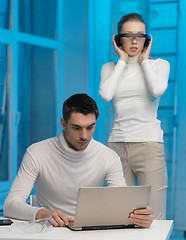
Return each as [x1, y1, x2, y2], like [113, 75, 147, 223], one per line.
[80, 129, 88, 139]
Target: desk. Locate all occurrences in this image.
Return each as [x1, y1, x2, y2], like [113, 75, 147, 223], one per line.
[0, 220, 173, 240]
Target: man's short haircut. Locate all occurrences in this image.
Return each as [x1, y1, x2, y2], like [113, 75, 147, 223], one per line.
[63, 93, 99, 121]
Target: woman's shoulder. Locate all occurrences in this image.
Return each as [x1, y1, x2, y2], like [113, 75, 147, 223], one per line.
[101, 61, 116, 70]
[101, 60, 126, 72]
[148, 58, 170, 71]
[149, 58, 170, 66]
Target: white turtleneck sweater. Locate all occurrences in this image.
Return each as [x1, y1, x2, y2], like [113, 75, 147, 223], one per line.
[99, 56, 170, 142]
[3, 132, 126, 221]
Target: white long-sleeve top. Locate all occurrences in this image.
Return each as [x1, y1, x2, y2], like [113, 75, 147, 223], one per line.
[3, 132, 126, 221]
[99, 55, 170, 142]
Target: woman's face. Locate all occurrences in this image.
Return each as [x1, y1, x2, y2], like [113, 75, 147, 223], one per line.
[120, 21, 146, 57]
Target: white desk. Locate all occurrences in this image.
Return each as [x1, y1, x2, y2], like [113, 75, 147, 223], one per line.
[0, 220, 173, 240]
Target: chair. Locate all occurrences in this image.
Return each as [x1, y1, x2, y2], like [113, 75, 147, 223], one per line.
[29, 195, 38, 206]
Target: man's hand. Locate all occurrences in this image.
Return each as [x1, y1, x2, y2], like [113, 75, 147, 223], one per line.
[35, 208, 74, 227]
[129, 206, 154, 228]
[112, 35, 128, 62]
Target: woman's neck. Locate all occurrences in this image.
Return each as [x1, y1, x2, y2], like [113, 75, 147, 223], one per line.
[127, 53, 141, 64]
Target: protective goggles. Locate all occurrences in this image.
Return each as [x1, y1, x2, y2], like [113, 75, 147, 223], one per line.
[116, 33, 150, 39]
[10, 218, 53, 234]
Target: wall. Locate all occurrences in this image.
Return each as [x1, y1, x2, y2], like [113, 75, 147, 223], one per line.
[174, 0, 186, 230]
[61, 0, 88, 101]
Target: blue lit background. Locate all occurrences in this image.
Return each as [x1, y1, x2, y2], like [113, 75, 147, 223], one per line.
[0, 0, 185, 239]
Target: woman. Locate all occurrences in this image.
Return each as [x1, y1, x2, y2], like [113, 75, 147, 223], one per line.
[99, 13, 170, 219]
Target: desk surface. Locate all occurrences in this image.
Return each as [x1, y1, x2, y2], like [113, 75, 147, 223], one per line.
[0, 220, 173, 240]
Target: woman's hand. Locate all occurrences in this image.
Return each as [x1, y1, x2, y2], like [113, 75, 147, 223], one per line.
[112, 35, 128, 62]
[138, 35, 152, 63]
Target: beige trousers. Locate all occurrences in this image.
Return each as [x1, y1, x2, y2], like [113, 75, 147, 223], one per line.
[107, 142, 168, 220]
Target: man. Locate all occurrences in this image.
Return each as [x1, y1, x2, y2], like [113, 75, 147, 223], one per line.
[4, 94, 153, 227]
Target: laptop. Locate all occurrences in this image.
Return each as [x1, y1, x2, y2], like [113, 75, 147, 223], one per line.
[67, 185, 151, 231]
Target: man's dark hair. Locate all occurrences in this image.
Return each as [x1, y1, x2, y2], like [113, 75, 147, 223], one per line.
[117, 13, 145, 33]
[63, 93, 99, 121]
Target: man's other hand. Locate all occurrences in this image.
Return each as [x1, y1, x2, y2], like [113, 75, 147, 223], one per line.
[129, 206, 154, 228]
[35, 208, 74, 227]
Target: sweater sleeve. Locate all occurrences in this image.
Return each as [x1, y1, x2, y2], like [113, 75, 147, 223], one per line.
[105, 152, 127, 187]
[141, 59, 170, 98]
[3, 151, 41, 221]
[99, 60, 126, 101]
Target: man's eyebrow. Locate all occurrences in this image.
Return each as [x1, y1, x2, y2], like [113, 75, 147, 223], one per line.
[87, 122, 96, 127]
[71, 122, 96, 128]
[71, 124, 82, 128]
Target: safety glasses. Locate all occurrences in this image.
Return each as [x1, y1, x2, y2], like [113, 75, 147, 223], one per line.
[10, 218, 53, 234]
[117, 33, 149, 39]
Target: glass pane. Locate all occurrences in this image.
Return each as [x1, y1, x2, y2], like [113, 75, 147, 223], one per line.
[18, 43, 56, 167]
[0, 43, 9, 180]
[0, 0, 10, 29]
[19, 0, 57, 39]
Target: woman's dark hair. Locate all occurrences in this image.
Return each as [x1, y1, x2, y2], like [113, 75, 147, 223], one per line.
[63, 93, 99, 121]
[117, 13, 145, 33]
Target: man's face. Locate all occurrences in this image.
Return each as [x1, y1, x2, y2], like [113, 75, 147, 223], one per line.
[60, 112, 96, 151]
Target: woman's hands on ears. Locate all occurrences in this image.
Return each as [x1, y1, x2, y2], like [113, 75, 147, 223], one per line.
[112, 35, 128, 62]
[138, 35, 152, 63]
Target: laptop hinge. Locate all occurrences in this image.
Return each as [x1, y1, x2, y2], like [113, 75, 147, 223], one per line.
[82, 224, 135, 230]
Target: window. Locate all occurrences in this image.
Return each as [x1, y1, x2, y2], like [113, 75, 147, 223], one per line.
[0, 0, 63, 212]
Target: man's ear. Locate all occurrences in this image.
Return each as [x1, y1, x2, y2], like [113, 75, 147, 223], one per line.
[60, 118, 67, 130]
